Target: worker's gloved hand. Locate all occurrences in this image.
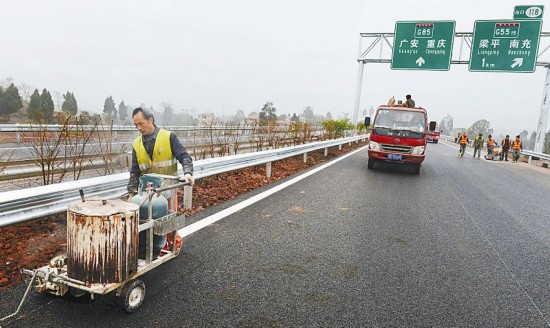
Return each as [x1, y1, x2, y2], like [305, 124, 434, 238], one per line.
[181, 173, 195, 186]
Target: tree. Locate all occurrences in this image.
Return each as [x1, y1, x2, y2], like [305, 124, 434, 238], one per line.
[234, 109, 245, 123]
[303, 106, 315, 122]
[519, 130, 529, 142]
[27, 88, 54, 122]
[277, 114, 287, 121]
[27, 89, 42, 121]
[290, 113, 299, 122]
[259, 101, 277, 123]
[103, 95, 116, 118]
[0, 83, 23, 117]
[528, 131, 536, 150]
[440, 113, 453, 135]
[162, 103, 174, 125]
[118, 100, 128, 121]
[368, 106, 374, 117]
[40, 88, 55, 122]
[544, 131, 550, 154]
[467, 119, 492, 138]
[61, 91, 78, 115]
[326, 112, 332, 120]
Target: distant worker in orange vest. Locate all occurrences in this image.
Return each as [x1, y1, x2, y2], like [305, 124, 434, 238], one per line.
[486, 135, 495, 160]
[512, 135, 523, 162]
[458, 132, 469, 157]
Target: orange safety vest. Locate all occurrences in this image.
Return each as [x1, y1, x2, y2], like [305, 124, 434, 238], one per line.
[487, 138, 495, 147]
[512, 140, 522, 150]
[459, 135, 468, 145]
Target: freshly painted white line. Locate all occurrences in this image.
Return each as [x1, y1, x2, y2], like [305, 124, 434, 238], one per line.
[441, 140, 476, 156]
[179, 145, 368, 237]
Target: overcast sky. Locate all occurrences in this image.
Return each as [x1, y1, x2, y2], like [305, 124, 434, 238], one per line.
[1, 0, 548, 135]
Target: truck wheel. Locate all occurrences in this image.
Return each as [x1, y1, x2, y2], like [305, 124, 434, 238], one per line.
[367, 158, 375, 169]
[413, 163, 421, 175]
[120, 279, 145, 313]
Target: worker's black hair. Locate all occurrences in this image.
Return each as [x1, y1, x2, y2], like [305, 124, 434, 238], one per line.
[406, 95, 412, 99]
[132, 107, 155, 123]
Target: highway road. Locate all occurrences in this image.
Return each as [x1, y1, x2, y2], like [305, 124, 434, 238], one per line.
[2, 140, 550, 327]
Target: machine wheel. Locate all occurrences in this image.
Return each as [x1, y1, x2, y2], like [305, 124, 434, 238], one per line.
[120, 279, 145, 313]
[367, 158, 375, 169]
[413, 163, 421, 175]
[69, 287, 88, 298]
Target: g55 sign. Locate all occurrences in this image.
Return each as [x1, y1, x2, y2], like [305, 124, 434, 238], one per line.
[469, 20, 542, 73]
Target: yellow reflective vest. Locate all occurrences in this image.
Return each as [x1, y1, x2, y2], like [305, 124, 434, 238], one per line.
[132, 129, 178, 176]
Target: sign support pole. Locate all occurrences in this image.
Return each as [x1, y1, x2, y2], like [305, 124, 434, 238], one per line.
[352, 35, 364, 125]
[535, 65, 550, 153]
[352, 62, 364, 125]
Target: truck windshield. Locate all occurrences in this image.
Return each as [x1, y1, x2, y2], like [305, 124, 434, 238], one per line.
[373, 109, 425, 132]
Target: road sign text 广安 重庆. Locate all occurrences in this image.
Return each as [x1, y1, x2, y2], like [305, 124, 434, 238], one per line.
[391, 21, 456, 71]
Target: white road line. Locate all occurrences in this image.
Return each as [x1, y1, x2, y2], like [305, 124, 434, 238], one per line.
[441, 140, 477, 157]
[179, 145, 368, 237]
[432, 163, 550, 326]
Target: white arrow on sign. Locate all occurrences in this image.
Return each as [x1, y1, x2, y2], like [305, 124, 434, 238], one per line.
[511, 58, 524, 68]
[416, 57, 426, 67]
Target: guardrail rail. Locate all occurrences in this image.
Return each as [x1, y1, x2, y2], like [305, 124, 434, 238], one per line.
[0, 135, 367, 228]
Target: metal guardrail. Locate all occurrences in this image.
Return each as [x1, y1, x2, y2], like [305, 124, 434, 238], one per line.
[0, 135, 367, 228]
[521, 150, 550, 164]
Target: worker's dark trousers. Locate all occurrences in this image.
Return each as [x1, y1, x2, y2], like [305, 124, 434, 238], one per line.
[500, 149, 509, 161]
[473, 146, 481, 158]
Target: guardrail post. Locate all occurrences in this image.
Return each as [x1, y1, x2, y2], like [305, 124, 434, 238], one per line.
[183, 185, 193, 209]
[303, 153, 308, 163]
[348, 142, 351, 146]
[528, 155, 532, 164]
[324, 148, 328, 157]
[16, 131, 20, 142]
[229, 144, 235, 155]
[339, 144, 342, 150]
[266, 162, 272, 178]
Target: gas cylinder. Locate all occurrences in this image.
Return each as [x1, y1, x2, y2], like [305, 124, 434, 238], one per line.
[130, 176, 168, 258]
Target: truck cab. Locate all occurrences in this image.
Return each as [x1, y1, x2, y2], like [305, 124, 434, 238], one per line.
[365, 105, 428, 174]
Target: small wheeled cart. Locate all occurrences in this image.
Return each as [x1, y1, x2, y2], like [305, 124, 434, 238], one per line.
[2, 174, 190, 320]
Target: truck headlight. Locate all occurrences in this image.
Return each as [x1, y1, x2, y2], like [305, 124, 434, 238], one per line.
[412, 146, 425, 155]
[369, 141, 380, 151]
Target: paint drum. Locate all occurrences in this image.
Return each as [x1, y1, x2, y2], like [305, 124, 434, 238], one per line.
[66, 199, 139, 285]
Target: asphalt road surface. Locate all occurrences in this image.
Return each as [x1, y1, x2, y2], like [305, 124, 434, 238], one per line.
[2, 140, 550, 327]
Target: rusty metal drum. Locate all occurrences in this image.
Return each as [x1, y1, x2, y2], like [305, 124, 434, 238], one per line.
[67, 199, 139, 285]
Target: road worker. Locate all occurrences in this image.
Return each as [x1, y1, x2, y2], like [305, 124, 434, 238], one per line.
[500, 135, 510, 161]
[486, 135, 495, 160]
[404, 94, 416, 108]
[458, 132, 469, 157]
[473, 133, 483, 159]
[128, 107, 195, 253]
[512, 135, 523, 162]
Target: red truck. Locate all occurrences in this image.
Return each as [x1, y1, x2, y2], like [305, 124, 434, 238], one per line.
[365, 105, 433, 174]
[427, 121, 440, 143]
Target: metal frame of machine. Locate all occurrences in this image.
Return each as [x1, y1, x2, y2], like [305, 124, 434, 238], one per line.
[3, 174, 190, 318]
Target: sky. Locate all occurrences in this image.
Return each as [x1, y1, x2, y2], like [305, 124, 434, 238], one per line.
[1, 0, 549, 136]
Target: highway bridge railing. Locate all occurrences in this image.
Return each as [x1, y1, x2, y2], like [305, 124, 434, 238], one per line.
[0, 135, 367, 228]
[521, 150, 550, 164]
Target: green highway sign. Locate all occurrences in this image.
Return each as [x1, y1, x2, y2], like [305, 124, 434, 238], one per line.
[513, 5, 544, 19]
[469, 20, 542, 72]
[391, 21, 456, 71]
